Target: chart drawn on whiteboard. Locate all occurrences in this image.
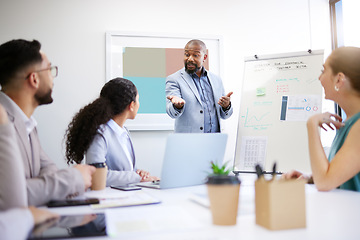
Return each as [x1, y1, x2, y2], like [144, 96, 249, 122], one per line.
[242, 107, 272, 130]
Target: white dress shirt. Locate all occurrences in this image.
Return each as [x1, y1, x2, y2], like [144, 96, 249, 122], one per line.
[86, 119, 141, 186]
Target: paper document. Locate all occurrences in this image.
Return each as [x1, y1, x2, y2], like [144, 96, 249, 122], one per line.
[90, 191, 161, 209]
[106, 206, 204, 238]
[280, 95, 321, 121]
[239, 136, 267, 170]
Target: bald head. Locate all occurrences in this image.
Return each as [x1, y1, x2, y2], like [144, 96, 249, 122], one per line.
[185, 39, 207, 54]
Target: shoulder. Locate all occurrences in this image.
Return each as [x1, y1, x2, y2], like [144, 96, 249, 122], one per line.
[331, 117, 360, 176]
[340, 118, 360, 155]
[0, 94, 15, 120]
[346, 117, 360, 137]
[167, 68, 185, 79]
[207, 71, 221, 81]
[89, 123, 110, 144]
[342, 113, 360, 137]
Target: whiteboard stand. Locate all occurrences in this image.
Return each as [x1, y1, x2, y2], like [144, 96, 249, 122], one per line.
[233, 50, 324, 174]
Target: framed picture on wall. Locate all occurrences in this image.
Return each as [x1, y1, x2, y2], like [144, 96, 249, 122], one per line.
[105, 31, 223, 130]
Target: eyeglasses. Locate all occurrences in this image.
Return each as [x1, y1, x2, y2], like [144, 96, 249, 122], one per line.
[35, 66, 58, 78]
[26, 66, 58, 79]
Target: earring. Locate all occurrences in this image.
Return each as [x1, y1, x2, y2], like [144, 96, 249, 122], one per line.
[335, 86, 339, 92]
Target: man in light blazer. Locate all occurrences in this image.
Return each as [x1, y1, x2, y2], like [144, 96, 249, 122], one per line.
[0, 39, 95, 206]
[166, 39, 233, 133]
[0, 103, 59, 239]
[0, 103, 28, 211]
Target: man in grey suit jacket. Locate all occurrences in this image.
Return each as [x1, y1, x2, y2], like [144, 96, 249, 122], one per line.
[0, 103, 59, 238]
[0, 103, 27, 211]
[0, 39, 95, 206]
[166, 39, 233, 133]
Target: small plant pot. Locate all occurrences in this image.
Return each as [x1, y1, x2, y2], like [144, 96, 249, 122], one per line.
[206, 175, 241, 226]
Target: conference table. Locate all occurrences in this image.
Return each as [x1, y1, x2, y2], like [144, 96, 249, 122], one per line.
[44, 174, 360, 240]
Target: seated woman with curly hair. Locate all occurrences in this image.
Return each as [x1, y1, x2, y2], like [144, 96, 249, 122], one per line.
[65, 78, 159, 186]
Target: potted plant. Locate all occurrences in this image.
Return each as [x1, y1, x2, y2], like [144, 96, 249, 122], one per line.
[206, 161, 241, 225]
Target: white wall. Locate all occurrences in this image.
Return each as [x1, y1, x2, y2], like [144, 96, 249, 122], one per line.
[342, 0, 360, 47]
[0, 0, 331, 175]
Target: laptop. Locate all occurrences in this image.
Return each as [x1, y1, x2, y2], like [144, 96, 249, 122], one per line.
[136, 133, 228, 189]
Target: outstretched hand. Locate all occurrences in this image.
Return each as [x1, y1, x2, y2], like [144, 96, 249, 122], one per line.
[218, 92, 233, 109]
[167, 95, 186, 109]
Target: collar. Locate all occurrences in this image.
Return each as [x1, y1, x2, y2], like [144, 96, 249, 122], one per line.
[107, 119, 128, 137]
[202, 67, 208, 76]
[189, 67, 208, 78]
[0, 91, 37, 135]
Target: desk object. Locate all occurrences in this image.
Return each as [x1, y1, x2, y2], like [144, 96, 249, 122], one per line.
[28, 213, 106, 239]
[90, 191, 161, 209]
[46, 198, 99, 208]
[90, 162, 107, 190]
[207, 175, 241, 226]
[47, 179, 360, 239]
[255, 178, 306, 230]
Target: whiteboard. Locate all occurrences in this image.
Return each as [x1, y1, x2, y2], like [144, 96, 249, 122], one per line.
[234, 50, 324, 173]
[106, 32, 223, 131]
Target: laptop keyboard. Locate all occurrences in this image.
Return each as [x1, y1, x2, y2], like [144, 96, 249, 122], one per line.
[152, 180, 160, 185]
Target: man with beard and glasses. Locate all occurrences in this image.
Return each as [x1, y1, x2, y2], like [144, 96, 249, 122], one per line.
[0, 39, 95, 206]
[166, 39, 233, 133]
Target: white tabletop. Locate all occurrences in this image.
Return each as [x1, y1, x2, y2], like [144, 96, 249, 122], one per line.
[46, 174, 360, 240]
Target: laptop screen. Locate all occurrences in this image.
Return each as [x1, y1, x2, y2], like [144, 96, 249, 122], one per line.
[159, 133, 228, 189]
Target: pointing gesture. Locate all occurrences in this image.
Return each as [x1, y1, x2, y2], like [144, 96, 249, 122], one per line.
[218, 92, 233, 109]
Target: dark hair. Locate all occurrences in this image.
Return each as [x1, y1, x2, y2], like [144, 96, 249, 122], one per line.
[65, 78, 137, 164]
[328, 46, 360, 93]
[0, 39, 42, 87]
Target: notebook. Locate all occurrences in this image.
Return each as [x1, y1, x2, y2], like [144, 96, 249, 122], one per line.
[136, 133, 228, 189]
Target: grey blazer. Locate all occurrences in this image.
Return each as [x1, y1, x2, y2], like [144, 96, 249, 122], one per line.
[0, 92, 85, 206]
[166, 68, 233, 133]
[0, 123, 27, 210]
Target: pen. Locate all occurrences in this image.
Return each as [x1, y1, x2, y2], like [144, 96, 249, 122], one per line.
[272, 162, 277, 180]
[255, 164, 264, 179]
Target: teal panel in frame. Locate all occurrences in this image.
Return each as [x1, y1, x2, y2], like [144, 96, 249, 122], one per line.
[125, 76, 166, 114]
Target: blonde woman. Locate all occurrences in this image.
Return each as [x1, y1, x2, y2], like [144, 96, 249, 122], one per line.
[284, 47, 360, 192]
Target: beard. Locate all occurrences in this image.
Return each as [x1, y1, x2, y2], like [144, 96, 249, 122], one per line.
[35, 89, 53, 105]
[184, 61, 200, 74]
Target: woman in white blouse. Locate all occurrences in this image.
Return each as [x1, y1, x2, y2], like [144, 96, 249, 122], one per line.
[65, 78, 158, 186]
